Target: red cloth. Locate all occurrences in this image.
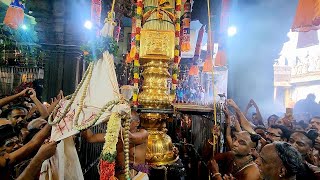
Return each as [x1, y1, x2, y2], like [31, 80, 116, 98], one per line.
[292, 0, 320, 32]
[203, 58, 213, 72]
[188, 65, 199, 76]
[3, 6, 24, 29]
[215, 50, 227, 67]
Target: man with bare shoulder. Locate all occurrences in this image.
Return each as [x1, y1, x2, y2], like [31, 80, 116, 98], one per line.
[208, 130, 261, 180]
[82, 110, 149, 180]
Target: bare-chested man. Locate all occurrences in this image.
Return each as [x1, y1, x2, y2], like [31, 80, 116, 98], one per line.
[206, 99, 261, 180]
[82, 110, 149, 180]
[208, 131, 261, 180]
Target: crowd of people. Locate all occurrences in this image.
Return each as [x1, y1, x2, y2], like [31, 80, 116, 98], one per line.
[176, 76, 207, 104]
[202, 97, 320, 180]
[0, 88, 149, 180]
[1, 85, 320, 180]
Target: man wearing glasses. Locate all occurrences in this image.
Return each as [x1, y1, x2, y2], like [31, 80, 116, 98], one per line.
[265, 124, 291, 143]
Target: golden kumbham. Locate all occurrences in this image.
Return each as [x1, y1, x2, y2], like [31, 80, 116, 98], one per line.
[138, 0, 178, 165]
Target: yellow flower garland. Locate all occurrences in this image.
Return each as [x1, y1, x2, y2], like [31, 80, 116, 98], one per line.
[102, 112, 122, 155]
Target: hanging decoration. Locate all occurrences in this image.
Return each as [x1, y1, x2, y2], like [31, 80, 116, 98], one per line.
[194, 24, 204, 61]
[3, 0, 25, 29]
[125, 53, 132, 64]
[81, 0, 118, 62]
[132, 0, 143, 107]
[171, 0, 182, 97]
[202, 56, 213, 72]
[129, 17, 136, 60]
[91, 0, 102, 28]
[291, 0, 320, 48]
[292, 0, 320, 32]
[126, 18, 136, 64]
[100, 112, 123, 180]
[188, 24, 204, 76]
[188, 65, 199, 76]
[215, 0, 230, 67]
[203, 30, 213, 72]
[114, 21, 121, 42]
[202, 38, 213, 73]
[181, 0, 191, 52]
[215, 46, 226, 67]
[219, 0, 230, 35]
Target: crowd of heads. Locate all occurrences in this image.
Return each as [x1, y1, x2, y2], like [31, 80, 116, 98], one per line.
[176, 76, 206, 104]
[0, 88, 62, 179]
[1, 85, 320, 179]
[214, 95, 320, 179]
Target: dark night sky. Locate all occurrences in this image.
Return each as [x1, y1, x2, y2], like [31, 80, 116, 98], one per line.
[227, 0, 299, 116]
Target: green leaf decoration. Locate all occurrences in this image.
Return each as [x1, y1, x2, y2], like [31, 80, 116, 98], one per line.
[100, 152, 117, 163]
[80, 36, 119, 63]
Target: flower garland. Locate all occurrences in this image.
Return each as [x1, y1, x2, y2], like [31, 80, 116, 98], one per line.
[171, 0, 181, 98]
[132, 0, 143, 107]
[128, 17, 136, 63]
[73, 62, 94, 129]
[100, 112, 122, 180]
[123, 115, 131, 180]
[48, 62, 94, 125]
[73, 100, 120, 130]
[80, 36, 119, 63]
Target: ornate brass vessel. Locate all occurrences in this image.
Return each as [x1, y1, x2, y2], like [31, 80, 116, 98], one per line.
[138, 58, 178, 165]
[138, 5, 178, 164]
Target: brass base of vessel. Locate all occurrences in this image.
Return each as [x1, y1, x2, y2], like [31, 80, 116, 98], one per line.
[138, 59, 171, 109]
[140, 113, 178, 165]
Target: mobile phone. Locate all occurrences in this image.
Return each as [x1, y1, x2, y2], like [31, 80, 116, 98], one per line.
[26, 90, 33, 96]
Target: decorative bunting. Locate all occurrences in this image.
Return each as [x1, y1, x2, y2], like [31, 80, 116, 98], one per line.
[171, 0, 182, 97]
[292, 0, 320, 32]
[193, 25, 205, 60]
[188, 65, 199, 76]
[132, 0, 143, 107]
[188, 24, 205, 76]
[114, 21, 121, 42]
[181, 0, 191, 52]
[216, 0, 230, 67]
[203, 31, 213, 72]
[91, 0, 102, 27]
[219, 0, 230, 34]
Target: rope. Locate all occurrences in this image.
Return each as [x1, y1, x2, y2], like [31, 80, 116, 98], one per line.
[207, 0, 217, 178]
[106, 0, 117, 23]
[111, 0, 116, 14]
